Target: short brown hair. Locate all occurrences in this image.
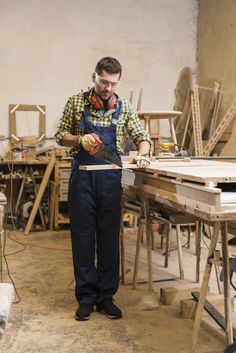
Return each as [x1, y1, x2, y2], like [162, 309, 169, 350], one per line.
[95, 57, 122, 78]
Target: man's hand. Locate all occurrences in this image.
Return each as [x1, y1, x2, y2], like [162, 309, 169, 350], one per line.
[78, 134, 97, 151]
[133, 155, 150, 168]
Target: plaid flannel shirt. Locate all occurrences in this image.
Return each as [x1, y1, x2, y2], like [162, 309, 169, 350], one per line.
[55, 89, 151, 157]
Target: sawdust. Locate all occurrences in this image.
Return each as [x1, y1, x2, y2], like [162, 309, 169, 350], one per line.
[0, 230, 225, 353]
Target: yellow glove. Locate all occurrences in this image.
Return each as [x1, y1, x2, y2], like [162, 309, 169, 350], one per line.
[133, 155, 150, 168]
[78, 134, 97, 151]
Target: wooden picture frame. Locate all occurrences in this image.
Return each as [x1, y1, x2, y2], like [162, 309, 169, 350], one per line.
[9, 104, 46, 147]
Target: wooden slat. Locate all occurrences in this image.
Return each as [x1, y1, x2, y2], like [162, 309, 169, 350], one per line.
[24, 154, 56, 235]
[203, 101, 236, 156]
[191, 86, 203, 156]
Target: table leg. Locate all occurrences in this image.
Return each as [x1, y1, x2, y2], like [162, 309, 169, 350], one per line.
[144, 196, 153, 292]
[120, 202, 126, 285]
[176, 224, 184, 279]
[195, 221, 201, 283]
[189, 222, 220, 353]
[169, 118, 178, 152]
[132, 204, 144, 289]
[221, 221, 233, 345]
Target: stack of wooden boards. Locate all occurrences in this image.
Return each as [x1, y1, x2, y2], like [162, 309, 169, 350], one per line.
[174, 67, 236, 157]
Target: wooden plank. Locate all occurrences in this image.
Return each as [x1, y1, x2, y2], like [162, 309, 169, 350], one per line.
[49, 181, 56, 231]
[79, 163, 137, 170]
[144, 196, 153, 291]
[221, 222, 233, 344]
[173, 66, 193, 149]
[152, 165, 236, 183]
[29, 166, 46, 230]
[190, 223, 220, 353]
[24, 154, 56, 235]
[191, 86, 203, 156]
[54, 162, 60, 229]
[137, 111, 182, 118]
[136, 88, 143, 111]
[160, 285, 210, 305]
[203, 101, 236, 156]
[174, 66, 193, 112]
[180, 298, 197, 319]
[202, 82, 220, 140]
[80, 159, 236, 184]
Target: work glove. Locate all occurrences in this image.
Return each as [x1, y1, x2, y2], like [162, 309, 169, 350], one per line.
[78, 134, 97, 151]
[133, 155, 150, 168]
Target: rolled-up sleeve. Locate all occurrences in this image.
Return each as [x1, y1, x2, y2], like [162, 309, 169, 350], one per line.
[55, 97, 74, 145]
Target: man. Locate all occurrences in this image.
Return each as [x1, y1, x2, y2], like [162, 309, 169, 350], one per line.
[55, 57, 151, 321]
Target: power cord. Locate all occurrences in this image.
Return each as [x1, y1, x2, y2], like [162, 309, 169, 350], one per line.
[0, 228, 21, 303]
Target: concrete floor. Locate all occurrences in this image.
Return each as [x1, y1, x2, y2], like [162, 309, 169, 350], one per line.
[0, 227, 228, 353]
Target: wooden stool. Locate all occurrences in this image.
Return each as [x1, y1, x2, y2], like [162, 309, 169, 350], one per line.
[151, 209, 201, 282]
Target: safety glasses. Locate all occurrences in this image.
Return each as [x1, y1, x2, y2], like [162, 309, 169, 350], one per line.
[95, 73, 121, 88]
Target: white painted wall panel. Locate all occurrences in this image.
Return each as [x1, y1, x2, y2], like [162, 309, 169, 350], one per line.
[0, 0, 197, 153]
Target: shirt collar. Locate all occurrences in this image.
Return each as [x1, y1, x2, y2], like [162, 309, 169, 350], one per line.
[84, 88, 120, 110]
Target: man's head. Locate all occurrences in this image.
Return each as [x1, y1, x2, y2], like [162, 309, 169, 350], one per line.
[92, 57, 122, 101]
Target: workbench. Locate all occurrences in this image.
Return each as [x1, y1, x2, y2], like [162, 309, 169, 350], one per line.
[125, 158, 236, 352]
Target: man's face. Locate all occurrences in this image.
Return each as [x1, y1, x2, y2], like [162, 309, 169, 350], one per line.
[92, 70, 120, 101]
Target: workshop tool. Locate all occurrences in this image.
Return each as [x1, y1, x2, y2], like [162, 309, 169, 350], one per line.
[88, 133, 123, 168]
[158, 142, 175, 157]
[0, 283, 14, 335]
[0, 196, 14, 335]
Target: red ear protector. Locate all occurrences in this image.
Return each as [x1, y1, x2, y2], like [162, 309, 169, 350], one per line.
[90, 93, 117, 111]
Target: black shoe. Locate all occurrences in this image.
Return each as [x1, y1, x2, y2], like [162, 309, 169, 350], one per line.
[75, 303, 94, 321]
[96, 299, 122, 319]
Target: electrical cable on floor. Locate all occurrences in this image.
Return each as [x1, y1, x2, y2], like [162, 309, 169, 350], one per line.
[7, 232, 72, 252]
[4, 230, 26, 257]
[1, 229, 21, 303]
[0, 161, 21, 303]
[1, 161, 73, 304]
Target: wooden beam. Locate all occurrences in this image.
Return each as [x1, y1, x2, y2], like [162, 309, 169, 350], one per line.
[24, 154, 56, 235]
[203, 101, 236, 156]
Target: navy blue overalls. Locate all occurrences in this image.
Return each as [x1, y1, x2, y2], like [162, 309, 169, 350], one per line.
[68, 94, 122, 305]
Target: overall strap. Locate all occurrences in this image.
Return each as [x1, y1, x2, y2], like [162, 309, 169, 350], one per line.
[111, 100, 122, 126]
[79, 92, 90, 130]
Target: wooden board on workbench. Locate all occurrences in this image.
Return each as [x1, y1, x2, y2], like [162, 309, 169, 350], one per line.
[147, 164, 236, 183]
[79, 159, 236, 184]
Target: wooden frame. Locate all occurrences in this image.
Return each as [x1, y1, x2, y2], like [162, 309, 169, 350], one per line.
[9, 104, 46, 147]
